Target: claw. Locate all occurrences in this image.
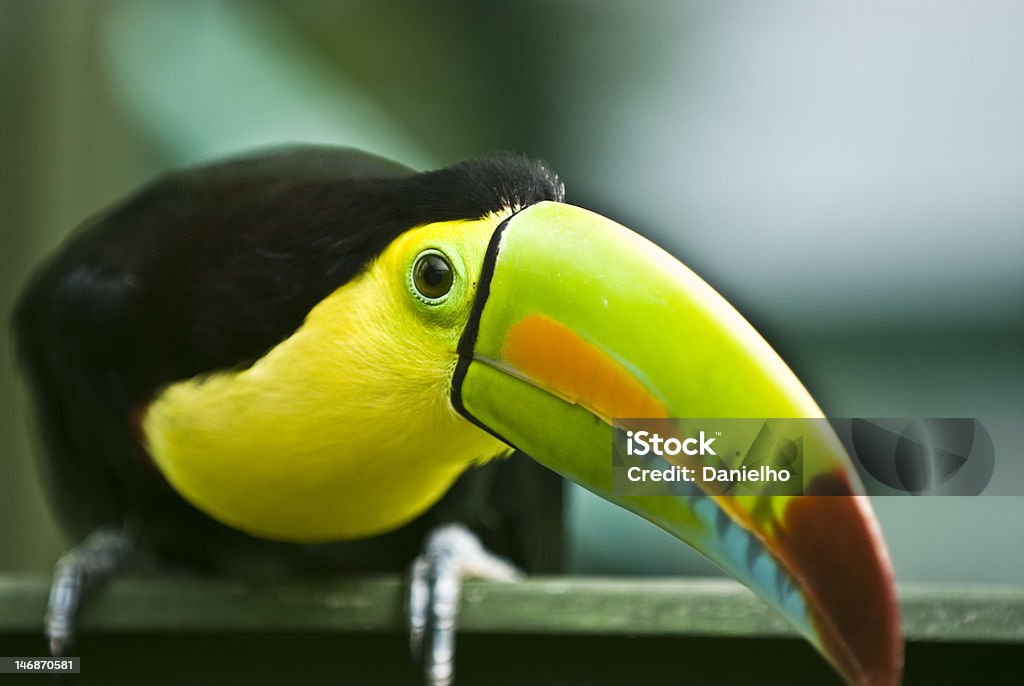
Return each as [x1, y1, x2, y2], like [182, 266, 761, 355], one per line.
[408, 524, 521, 686]
[409, 555, 431, 661]
[46, 526, 135, 656]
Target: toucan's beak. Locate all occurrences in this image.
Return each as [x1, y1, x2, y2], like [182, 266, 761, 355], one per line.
[452, 201, 903, 686]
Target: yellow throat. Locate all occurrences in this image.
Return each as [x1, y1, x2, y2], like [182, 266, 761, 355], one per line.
[142, 216, 510, 542]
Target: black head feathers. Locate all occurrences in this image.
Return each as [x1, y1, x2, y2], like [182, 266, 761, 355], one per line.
[14, 146, 565, 400]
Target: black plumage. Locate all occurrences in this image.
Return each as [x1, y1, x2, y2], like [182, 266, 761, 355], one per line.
[13, 146, 565, 576]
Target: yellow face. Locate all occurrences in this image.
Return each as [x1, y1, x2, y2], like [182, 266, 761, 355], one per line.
[143, 213, 511, 543]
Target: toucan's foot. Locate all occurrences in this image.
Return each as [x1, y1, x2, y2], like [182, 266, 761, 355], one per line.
[46, 526, 136, 656]
[408, 524, 521, 686]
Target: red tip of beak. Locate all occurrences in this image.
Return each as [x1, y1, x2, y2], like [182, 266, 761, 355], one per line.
[777, 474, 904, 686]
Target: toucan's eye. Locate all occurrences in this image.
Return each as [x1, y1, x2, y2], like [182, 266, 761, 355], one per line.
[412, 251, 454, 301]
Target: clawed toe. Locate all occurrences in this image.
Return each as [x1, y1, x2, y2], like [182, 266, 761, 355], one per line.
[408, 524, 521, 686]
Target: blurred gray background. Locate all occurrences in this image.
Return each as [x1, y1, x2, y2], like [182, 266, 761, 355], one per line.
[2, 0, 1022, 583]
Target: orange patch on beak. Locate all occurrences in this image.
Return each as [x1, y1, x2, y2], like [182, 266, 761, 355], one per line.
[502, 314, 668, 421]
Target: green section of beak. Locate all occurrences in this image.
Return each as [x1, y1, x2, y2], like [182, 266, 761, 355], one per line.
[452, 202, 902, 686]
[473, 202, 820, 419]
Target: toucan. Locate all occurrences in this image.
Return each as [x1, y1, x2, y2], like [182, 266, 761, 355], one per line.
[13, 146, 902, 686]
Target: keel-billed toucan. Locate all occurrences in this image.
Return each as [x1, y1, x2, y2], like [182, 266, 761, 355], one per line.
[14, 147, 902, 685]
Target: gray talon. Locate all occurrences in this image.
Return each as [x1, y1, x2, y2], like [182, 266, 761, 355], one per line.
[408, 524, 521, 686]
[45, 526, 135, 656]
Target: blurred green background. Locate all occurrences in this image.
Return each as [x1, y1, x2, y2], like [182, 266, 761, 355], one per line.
[1, 0, 1022, 583]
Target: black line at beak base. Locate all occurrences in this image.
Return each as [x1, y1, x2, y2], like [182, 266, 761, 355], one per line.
[451, 213, 515, 447]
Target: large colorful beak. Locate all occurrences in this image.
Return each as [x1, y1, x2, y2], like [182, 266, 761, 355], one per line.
[452, 201, 903, 686]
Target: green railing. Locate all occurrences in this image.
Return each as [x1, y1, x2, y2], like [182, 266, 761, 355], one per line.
[1, 576, 1021, 685]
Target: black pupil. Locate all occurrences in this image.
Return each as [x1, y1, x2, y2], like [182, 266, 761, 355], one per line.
[416, 254, 452, 298]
